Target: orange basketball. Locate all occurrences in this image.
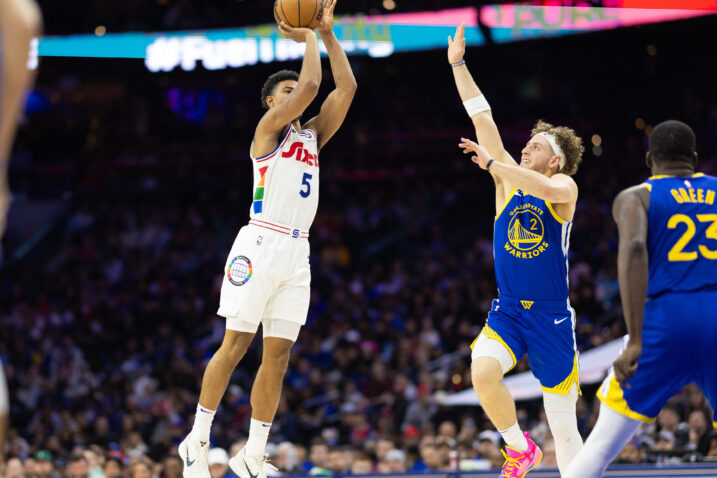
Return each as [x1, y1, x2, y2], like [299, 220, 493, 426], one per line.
[274, 0, 324, 29]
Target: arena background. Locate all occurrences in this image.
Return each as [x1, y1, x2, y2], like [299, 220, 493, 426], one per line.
[2, 1, 717, 478]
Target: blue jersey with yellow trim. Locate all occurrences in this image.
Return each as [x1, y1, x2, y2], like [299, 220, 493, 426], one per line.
[644, 173, 717, 298]
[494, 188, 572, 301]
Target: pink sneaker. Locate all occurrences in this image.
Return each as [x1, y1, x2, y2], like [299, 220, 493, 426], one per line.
[500, 432, 542, 478]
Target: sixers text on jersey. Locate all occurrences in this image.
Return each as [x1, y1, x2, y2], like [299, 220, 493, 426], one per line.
[249, 125, 319, 232]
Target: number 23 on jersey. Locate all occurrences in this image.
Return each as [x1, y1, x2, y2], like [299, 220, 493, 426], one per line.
[667, 213, 717, 261]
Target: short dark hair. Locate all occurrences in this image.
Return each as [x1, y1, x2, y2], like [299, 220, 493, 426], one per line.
[261, 70, 299, 109]
[68, 455, 88, 465]
[103, 457, 123, 469]
[649, 120, 696, 164]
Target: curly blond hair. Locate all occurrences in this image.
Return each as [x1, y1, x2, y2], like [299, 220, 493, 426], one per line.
[531, 120, 584, 176]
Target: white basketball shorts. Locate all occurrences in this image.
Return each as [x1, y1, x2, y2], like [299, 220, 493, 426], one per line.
[217, 223, 310, 341]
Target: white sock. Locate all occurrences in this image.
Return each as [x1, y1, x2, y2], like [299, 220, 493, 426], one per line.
[246, 418, 272, 457]
[500, 422, 528, 452]
[190, 404, 216, 443]
[563, 404, 642, 478]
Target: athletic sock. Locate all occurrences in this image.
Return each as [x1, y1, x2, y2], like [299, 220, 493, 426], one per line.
[190, 404, 216, 443]
[245, 418, 272, 457]
[499, 422, 529, 452]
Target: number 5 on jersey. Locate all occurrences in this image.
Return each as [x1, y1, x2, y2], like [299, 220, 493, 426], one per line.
[300, 173, 313, 198]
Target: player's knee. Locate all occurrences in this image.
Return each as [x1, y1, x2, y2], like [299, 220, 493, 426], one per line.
[262, 339, 293, 374]
[543, 383, 579, 414]
[220, 332, 252, 365]
[471, 357, 504, 389]
[544, 385, 581, 440]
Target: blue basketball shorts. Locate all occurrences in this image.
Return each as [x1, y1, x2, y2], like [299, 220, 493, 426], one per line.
[471, 295, 579, 395]
[598, 290, 717, 422]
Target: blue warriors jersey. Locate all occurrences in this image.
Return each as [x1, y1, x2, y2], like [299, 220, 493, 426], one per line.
[643, 173, 717, 298]
[494, 188, 572, 301]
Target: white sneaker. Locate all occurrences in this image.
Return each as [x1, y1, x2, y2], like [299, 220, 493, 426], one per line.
[229, 448, 278, 478]
[179, 436, 210, 478]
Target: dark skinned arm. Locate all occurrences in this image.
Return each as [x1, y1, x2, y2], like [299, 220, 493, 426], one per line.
[612, 185, 650, 387]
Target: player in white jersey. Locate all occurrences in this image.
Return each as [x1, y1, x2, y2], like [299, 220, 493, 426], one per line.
[179, 3, 356, 478]
[0, 0, 41, 467]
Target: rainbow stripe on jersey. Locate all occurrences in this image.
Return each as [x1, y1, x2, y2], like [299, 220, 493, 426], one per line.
[253, 166, 268, 214]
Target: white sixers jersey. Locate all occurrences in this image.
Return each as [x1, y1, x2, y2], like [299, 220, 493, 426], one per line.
[249, 125, 319, 231]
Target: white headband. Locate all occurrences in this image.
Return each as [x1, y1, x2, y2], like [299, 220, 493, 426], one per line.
[536, 132, 566, 170]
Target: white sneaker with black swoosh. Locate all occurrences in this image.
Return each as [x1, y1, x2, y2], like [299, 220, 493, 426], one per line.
[229, 448, 278, 478]
[179, 436, 209, 478]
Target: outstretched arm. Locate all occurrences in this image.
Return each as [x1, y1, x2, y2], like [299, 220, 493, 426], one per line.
[612, 186, 650, 387]
[461, 139, 577, 204]
[255, 24, 321, 145]
[304, 0, 357, 150]
[448, 23, 516, 168]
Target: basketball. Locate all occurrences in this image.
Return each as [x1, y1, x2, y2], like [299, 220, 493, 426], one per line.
[274, 0, 323, 29]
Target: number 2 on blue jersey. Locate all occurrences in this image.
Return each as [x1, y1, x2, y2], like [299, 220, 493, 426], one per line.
[300, 172, 312, 198]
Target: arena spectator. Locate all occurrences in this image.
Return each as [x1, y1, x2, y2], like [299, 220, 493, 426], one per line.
[687, 409, 712, 456]
[83, 447, 105, 478]
[307, 443, 330, 475]
[349, 454, 373, 475]
[206, 449, 229, 478]
[102, 457, 124, 478]
[615, 438, 643, 465]
[33, 451, 60, 478]
[540, 440, 557, 469]
[66, 456, 89, 478]
[387, 449, 409, 473]
[161, 456, 182, 478]
[127, 459, 152, 478]
[6, 457, 25, 478]
[656, 404, 690, 448]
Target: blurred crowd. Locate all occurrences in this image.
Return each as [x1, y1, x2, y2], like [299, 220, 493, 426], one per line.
[3, 404, 717, 478]
[4, 14, 717, 477]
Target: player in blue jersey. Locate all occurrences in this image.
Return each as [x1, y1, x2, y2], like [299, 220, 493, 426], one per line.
[0, 0, 40, 469]
[564, 120, 717, 477]
[448, 24, 585, 477]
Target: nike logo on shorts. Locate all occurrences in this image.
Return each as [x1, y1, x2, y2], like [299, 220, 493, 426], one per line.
[554, 317, 569, 325]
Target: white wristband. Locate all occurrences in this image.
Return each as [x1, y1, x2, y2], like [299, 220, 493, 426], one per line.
[463, 95, 491, 117]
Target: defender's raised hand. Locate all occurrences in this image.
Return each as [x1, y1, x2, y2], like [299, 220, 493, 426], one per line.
[459, 137, 492, 170]
[447, 22, 466, 64]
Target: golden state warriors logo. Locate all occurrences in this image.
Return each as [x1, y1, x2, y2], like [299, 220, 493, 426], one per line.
[505, 204, 550, 259]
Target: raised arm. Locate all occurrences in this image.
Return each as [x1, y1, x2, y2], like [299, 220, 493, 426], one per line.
[255, 24, 321, 142]
[461, 139, 577, 205]
[611, 186, 650, 386]
[447, 23, 516, 167]
[303, 0, 357, 150]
